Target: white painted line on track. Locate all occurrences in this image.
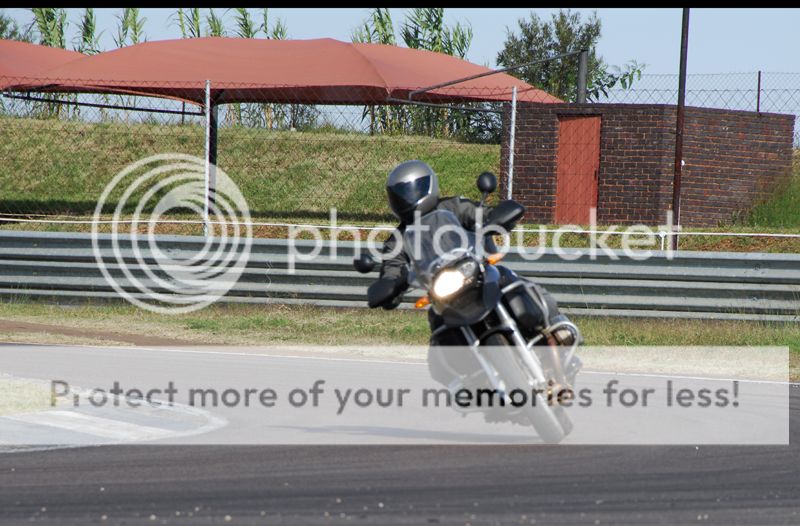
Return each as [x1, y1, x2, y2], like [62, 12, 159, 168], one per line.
[4, 341, 429, 366]
[6, 341, 798, 386]
[579, 370, 795, 386]
[5, 411, 176, 441]
[63, 345, 800, 386]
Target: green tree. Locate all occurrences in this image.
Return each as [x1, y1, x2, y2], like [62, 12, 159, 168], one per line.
[171, 8, 202, 39]
[259, 8, 288, 39]
[26, 9, 69, 117]
[351, 8, 474, 138]
[170, 9, 202, 125]
[496, 9, 643, 102]
[224, 9, 258, 127]
[401, 9, 473, 138]
[64, 9, 105, 121]
[114, 8, 147, 47]
[401, 8, 471, 59]
[205, 8, 225, 37]
[209, 8, 310, 130]
[0, 11, 33, 117]
[351, 8, 395, 45]
[231, 8, 257, 38]
[264, 9, 288, 40]
[110, 9, 147, 124]
[352, 9, 399, 134]
[30, 8, 67, 48]
[75, 8, 101, 54]
[0, 10, 32, 41]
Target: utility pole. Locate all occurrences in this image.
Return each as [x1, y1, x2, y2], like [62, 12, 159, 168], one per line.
[671, 8, 690, 251]
[576, 49, 588, 104]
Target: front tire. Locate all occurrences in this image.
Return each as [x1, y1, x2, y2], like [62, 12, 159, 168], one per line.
[483, 334, 568, 444]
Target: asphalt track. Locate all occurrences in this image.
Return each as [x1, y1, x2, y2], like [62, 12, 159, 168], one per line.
[0, 347, 797, 525]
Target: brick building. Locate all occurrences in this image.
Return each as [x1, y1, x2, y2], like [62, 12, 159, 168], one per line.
[500, 103, 795, 227]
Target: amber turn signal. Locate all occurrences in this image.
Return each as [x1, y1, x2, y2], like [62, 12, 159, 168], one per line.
[486, 252, 505, 265]
[415, 296, 430, 309]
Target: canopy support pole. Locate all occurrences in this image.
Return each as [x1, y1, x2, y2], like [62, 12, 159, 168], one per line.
[507, 86, 517, 201]
[203, 80, 216, 238]
[209, 103, 218, 212]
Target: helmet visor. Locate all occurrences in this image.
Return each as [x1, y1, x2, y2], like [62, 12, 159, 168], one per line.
[388, 175, 432, 217]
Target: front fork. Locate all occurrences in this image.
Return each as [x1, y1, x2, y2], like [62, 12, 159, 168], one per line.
[494, 303, 552, 388]
[458, 303, 550, 394]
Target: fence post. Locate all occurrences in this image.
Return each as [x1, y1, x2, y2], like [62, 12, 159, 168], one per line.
[576, 49, 589, 103]
[756, 70, 762, 113]
[507, 86, 518, 201]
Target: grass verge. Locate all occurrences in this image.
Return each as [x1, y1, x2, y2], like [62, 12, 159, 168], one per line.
[0, 302, 797, 380]
[0, 376, 52, 416]
[0, 116, 496, 219]
[746, 150, 800, 229]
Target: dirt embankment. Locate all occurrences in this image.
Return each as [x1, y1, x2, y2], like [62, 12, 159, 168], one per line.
[0, 319, 195, 346]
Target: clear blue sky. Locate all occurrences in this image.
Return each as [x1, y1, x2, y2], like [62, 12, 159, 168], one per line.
[5, 8, 799, 74]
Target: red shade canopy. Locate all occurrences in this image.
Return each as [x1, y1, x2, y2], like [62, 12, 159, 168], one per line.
[0, 40, 83, 85]
[4, 37, 560, 105]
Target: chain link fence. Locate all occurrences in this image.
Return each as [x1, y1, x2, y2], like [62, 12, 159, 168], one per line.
[1, 71, 798, 246]
[0, 77, 534, 236]
[599, 72, 800, 145]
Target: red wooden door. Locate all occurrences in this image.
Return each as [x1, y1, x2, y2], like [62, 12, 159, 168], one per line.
[555, 115, 601, 225]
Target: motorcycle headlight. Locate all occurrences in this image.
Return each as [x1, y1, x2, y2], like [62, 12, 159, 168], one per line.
[458, 259, 478, 278]
[431, 259, 478, 299]
[432, 269, 466, 299]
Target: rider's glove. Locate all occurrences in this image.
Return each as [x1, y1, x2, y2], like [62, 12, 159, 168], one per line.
[367, 275, 407, 309]
[383, 293, 403, 311]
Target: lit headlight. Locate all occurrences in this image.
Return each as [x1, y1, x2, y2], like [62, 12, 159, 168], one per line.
[432, 269, 466, 299]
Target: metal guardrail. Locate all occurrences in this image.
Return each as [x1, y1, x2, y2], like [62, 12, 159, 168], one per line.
[0, 230, 798, 322]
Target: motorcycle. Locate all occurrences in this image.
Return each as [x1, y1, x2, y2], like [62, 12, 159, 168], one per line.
[354, 172, 581, 443]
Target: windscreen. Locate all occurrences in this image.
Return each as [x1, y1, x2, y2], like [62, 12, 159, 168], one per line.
[402, 209, 475, 284]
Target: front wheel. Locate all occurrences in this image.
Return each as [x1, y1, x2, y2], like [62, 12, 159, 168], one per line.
[482, 334, 569, 444]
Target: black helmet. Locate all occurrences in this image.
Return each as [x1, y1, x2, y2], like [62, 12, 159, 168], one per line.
[386, 160, 440, 223]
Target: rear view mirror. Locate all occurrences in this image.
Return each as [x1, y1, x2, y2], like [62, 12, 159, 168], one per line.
[487, 200, 525, 229]
[477, 172, 497, 195]
[353, 252, 377, 274]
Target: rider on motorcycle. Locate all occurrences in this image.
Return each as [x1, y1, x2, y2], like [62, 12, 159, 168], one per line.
[368, 160, 576, 386]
